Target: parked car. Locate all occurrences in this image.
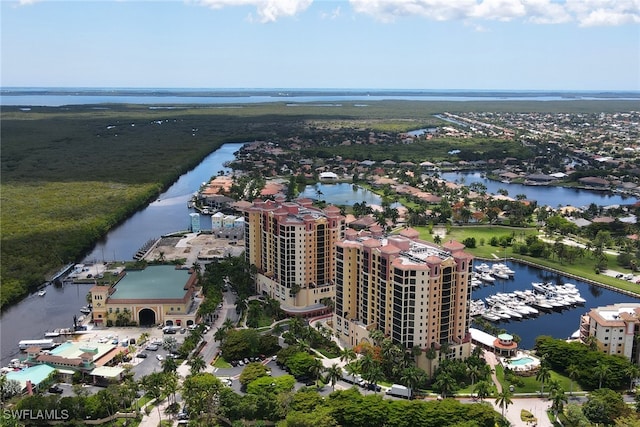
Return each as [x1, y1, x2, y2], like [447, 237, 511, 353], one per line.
[137, 353, 148, 359]
[365, 383, 381, 392]
[156, 355, 164, 361]
[48, 385, 64, 394]
[146, 344, 159, 351]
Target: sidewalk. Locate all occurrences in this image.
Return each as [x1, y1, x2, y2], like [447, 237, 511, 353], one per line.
[483, 350, 552, 427]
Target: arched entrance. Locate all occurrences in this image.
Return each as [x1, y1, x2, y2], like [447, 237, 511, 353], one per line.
[138, 308, 156, 326]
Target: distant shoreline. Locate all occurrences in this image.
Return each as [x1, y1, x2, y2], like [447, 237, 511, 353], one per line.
[3, 87, 639, 98]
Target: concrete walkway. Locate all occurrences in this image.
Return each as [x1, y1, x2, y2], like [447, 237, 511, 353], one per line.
[483, 350, 552, 427]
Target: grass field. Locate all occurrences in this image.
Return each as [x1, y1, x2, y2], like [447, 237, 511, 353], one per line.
[415, 225, 639, 295]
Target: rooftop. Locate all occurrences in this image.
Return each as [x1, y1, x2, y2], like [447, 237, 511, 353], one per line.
[49, 341, 116, 361]
[6, 364, 56, 390]
[110, 265, 191, 300]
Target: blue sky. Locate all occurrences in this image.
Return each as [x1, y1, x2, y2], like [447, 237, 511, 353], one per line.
[1, 0, 639, 90]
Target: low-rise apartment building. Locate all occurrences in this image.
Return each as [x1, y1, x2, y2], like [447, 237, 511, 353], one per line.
[580, 303, 640, 364]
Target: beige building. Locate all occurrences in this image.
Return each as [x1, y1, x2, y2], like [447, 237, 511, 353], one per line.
[580, 303, 640, 363]
[243, 197, 345, 316]
[91, 265, 199, 327]
[333, 227, 474, 372]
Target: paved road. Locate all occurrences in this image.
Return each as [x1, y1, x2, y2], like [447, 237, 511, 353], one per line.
[198, 289, 239, 365]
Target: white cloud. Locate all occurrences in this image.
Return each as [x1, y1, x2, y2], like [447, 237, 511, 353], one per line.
[320, 5, 342, 20]
[347, 0, 640, 26]
[191, 0, 640, 26]
[470, 0, 526, 21]
[349, 0, 476, 23]
[193, 0, 313, 23]
[565, 0, 640, 26]
[523, 0, 573, 24]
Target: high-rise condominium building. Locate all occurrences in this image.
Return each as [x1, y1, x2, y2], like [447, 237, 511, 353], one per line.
[244, 197, 345, 316]
[334, 227, 474, 371]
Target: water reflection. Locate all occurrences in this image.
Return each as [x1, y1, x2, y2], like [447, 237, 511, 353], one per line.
[299, 183, 401, 207]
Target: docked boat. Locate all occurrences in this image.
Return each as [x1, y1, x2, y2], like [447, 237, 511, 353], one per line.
[475, 263, 491, 273]
[491, 268, 510, 280]
[493, 263, 515, 276]
[37, 289, 46, 297]
[80, 306, 92, 315]
[481, 311, 501, 321]
[480, 272, 496, 283]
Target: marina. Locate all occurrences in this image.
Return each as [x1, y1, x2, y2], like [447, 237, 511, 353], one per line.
[469, 260, 640, 348]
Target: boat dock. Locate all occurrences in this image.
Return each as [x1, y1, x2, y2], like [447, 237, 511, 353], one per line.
[133, 238, 159, 260]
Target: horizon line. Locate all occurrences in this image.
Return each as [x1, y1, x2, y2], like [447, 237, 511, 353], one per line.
[2, 87, 640, 93]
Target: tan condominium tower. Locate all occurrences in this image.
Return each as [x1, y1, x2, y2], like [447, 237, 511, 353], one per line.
[334, 227, 474, 372]
[244, 197, 345, 317]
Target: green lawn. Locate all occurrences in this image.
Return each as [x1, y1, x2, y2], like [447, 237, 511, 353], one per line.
[213, 358, 232, 369]
[496, 364, 583, 395]
[414, 225, 640, 296]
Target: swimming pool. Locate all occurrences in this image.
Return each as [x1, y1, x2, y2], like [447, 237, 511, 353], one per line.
[503, 354, 540, 371]
[509, 356, 534, 366]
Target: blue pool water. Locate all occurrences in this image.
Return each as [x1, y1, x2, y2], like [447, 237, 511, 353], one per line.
[509, 356, 534, 366]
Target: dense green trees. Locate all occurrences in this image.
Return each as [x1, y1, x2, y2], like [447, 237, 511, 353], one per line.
[535, 336, 634, 390]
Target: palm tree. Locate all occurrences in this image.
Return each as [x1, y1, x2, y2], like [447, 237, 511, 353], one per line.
[162, 337, 178, 353]
[162, 357, 178, 374]
[549, 386, 568, 422]
[583, 334, 598, 351]
[339, 347, 357, 365]
[594, 361, 611, 389]
[400, 366, 423, 399]
[368, 329, 385, 347]
[213, 328, 227, 343]
[344, 362, 360, 386]
[363, 363, 383, 394]
[494, 389, 513, 419]
[566, 364, 580, 396]
[222, 318, 235, 331]
[324, 363, 342, 392]
[626, 365, 640, 391]
[535, 364, 551, 396]
[547, 379, 561, 398]
[288, 316, 305, 338]
[473, 380, 492, 402]
[188, 355, 206, 376]
[309, 358, 325, 387]
[433, 373, 457, 398]
[467, 364, 482, 386]
[425, 346, 437, 378]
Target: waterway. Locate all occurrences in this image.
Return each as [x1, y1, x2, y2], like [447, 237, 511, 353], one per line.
[0, 142, 241, 366]
[0, 146, 403, 366]
[2, 88, 639, 107]
[470, 261, 640, 349]
[440, 171, 637, 207]
[2, 140, 637, 366]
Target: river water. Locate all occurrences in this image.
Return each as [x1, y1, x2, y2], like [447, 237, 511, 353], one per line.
[440, 171, 636, 207]
[2, 140, 638, 366]
[0, 143, 242, 366]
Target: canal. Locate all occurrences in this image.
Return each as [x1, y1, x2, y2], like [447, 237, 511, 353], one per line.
[2, 148, 638, 366]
